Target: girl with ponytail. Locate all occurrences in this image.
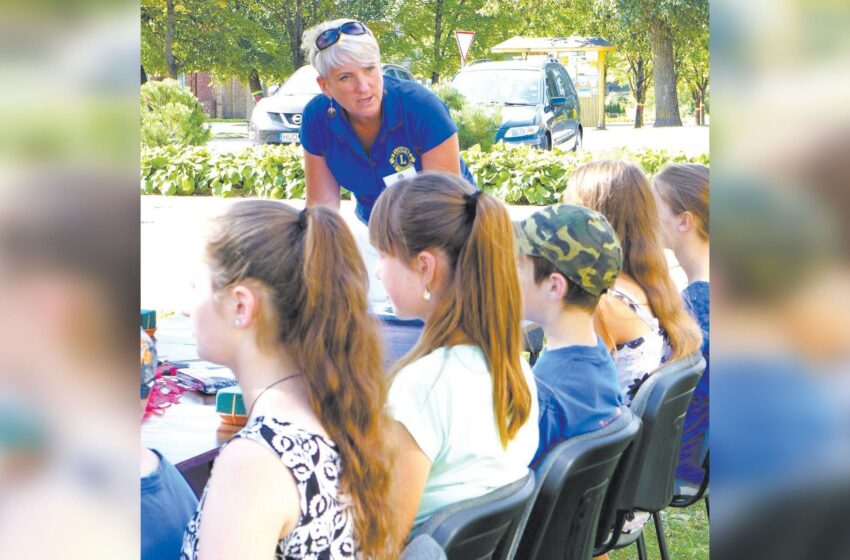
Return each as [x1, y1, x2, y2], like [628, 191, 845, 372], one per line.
[368, 172, 538, 541]
[181, 201, 396, 559]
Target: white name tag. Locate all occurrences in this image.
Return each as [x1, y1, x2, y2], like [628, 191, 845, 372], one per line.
[382, 166, 417, 188]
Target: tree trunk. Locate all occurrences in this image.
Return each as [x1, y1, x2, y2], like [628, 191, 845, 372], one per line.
[165, 0, 178, 79]
[431, 0, 445, 85]
[248, 68, 263, 103]
[691, 89, 700, 125]
[141, 65, 148, 85]
[650, 18, 681, 127]
[633, 56, 646, 128]
[699, 81, 708, 125]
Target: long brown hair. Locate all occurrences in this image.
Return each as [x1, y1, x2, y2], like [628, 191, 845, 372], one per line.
[369, 172, 532, 447]
[567, 161, 702, 361]
[204, 201, 396, 559]
[653, 163, 710, 240]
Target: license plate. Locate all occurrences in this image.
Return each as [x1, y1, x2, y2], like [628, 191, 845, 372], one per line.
[279, 132, 299, 143]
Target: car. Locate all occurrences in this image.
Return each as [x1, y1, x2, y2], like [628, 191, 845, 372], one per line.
[450, 59, 582, 151]
[249, 63, 414, 145]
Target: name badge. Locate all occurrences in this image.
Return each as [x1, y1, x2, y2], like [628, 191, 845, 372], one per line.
[383, 166, 417, 188]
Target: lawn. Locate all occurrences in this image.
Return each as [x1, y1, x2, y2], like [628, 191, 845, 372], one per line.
[610, 502, 709, 560]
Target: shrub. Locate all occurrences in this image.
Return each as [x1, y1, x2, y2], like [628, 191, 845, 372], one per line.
[431, 82, 502, 151]
[141, 143, 709, 205]
[141, 79, 211, 148]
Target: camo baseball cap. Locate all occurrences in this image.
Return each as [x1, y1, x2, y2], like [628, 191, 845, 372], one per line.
[514, 204, 623, 296]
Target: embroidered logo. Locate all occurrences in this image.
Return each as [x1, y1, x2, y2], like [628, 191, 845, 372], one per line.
[389, 146, 416, 172]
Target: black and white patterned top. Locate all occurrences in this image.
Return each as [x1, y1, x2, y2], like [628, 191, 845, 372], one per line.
[180, 416, 357, 559]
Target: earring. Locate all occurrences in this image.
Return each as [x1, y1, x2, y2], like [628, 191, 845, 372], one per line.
[326, 100, 336, 118]
[422, 287, 431, 302]
[234, 318, 242, 327]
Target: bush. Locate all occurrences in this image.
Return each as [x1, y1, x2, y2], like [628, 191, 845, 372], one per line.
[141, 143, 709, 205]
[431, 82, 502, 151]
[141, 79, 211, 148]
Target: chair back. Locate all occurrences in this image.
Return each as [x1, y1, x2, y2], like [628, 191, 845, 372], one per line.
[508, 410, 642, 560]
[594, 352, 705, 554]
[412, 470, 536, 560]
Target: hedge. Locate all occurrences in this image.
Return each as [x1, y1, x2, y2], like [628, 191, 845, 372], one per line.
[141, 142, 709, 205]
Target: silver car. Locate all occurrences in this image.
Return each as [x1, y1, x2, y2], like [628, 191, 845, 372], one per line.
[249, 64, 413, 146]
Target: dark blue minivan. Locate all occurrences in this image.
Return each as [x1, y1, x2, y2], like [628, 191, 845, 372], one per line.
[450, 59, 582, 151]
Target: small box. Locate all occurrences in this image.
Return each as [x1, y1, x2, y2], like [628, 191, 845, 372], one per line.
[175, 367, 238, 394]
[216, 386, 247, 426]
[141, 309, 157, 330]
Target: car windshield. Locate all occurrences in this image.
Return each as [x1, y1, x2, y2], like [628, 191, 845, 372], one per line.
[277, 66, 321, 96]
[451, 69, 540, 105]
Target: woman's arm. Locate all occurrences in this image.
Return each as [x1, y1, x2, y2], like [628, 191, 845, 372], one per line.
[196, 438, 300, 559]
[304, 150, 342, 209]
[390, 420, 432, 545]
[421, 133, 462, 175]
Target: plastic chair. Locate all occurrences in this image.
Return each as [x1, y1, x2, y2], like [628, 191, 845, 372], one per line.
[410, 470, 536, 560]
[506, 409, 642, 560]
[594, 351, 706, 560]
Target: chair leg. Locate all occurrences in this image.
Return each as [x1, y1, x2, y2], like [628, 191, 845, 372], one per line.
[636, 533, 648, 560]
[653, 511, 670, 560]
[705, 496, 710, 519]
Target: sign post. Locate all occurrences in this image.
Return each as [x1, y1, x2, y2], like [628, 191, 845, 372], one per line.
[454, 30, 476, 67]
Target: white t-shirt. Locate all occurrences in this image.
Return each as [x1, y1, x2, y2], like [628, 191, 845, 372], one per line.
[388, 344, 539, 527]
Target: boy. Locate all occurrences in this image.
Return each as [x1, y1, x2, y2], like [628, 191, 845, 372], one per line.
[515, 204, 625, 466]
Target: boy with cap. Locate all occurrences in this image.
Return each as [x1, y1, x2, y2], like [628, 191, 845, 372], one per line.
[515, 204, 625, 467]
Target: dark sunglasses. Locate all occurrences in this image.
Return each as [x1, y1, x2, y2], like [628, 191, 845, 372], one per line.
[315, 21, 368, 51]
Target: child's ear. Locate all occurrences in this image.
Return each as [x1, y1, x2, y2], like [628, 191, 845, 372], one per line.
[549, 273, 568, 301]
[229, 284, 260, 328]
[415, 250, 439, 286]
[679, 210, 695, 233]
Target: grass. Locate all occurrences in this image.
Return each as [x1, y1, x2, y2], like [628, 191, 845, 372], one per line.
[609, 502, 709, 560]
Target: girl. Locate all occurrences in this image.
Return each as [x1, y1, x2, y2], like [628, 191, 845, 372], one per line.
[368, 172, 538, 542]
[566, 160, 702, 403]
[653, 163, 710, 486]
[181, 201, 396, 559]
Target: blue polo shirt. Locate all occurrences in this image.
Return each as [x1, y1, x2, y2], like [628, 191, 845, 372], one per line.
[300, 75, 476, 223]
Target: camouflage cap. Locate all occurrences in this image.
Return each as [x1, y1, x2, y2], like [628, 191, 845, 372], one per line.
[514, 204, 623, 296]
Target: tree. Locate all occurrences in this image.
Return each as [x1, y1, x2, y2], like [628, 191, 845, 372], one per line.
[674, 11, 709, 125]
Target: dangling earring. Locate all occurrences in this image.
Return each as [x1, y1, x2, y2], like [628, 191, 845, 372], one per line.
[326, 99, 336, 118]
[422, 286, 431, 302]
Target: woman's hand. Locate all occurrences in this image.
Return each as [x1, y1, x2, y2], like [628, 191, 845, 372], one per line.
[304, 151, 342, 209]
[421, 134, 462, 175]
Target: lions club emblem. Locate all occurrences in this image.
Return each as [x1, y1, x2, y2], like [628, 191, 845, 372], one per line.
[389, 146, 416, 172]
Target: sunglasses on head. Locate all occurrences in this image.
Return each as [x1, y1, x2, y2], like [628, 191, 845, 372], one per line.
[315, 21, 368, 51]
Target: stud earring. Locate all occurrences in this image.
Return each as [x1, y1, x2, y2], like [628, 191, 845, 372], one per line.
[234, 318, 242, 327]
[422, 287, 431, 302]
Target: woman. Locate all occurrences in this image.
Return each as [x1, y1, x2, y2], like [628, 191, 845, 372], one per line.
[566, 160, 702, 404]
[368, 173, 537, 541]
[180, 201, 396, 559]
[653, 163, 710, 486]
[300, 19, 475, 225]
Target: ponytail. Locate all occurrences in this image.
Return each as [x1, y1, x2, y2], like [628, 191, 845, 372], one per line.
[369, 173, 532, 447]
[205, 202, 397, 559]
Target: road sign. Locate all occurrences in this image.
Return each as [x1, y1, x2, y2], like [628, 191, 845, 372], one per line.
[454, 30, 476, 66]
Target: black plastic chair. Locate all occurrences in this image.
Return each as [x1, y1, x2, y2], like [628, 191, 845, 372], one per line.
[506, 409, 642, 560]
[410, 470, 536, 560]
[594, 351, 706, 560]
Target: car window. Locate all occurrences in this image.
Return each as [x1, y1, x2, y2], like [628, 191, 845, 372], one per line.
[383, 68, 397, 78]
[399, 69, 413, 81]
[451, 69, 540, 105]
[546, 67, 566, 99]
[559, 68, 577, 97]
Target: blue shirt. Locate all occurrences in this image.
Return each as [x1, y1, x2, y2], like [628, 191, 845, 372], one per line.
[677, 281, 710, 484]
[300, 75, 476, 223]
[141, 449, 198, 560]
[531, 337, 624, 467]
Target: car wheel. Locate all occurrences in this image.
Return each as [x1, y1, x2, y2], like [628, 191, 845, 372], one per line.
[572, 128, 583, 152]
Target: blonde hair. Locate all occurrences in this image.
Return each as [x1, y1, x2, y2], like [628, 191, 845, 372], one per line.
[567, 161, 703, 362]
[204, 201, 397, 559]
[302, 19, 381, 77]
[369, 172, 532, 448]
[653, 163, 710, 240]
